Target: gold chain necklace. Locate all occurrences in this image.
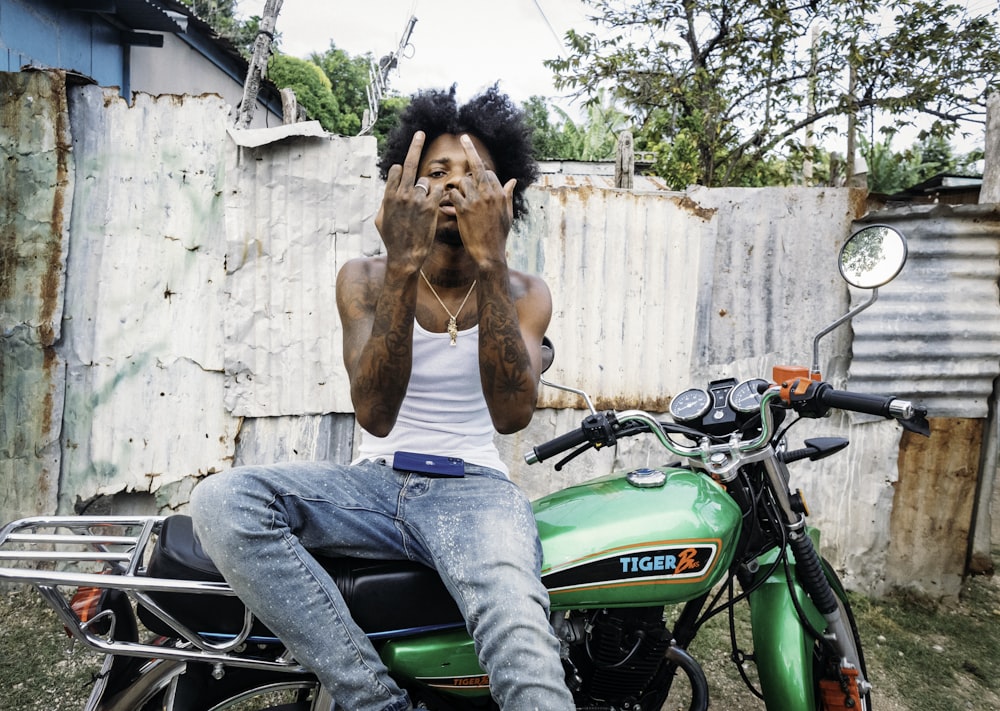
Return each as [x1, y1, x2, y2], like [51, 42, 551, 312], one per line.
[419, 270, 477, 346]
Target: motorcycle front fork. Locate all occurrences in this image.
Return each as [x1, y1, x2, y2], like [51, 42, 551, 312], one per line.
[760, 456, 870, 696]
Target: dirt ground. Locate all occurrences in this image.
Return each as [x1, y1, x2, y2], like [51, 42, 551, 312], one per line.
[1, 571, 998, 710]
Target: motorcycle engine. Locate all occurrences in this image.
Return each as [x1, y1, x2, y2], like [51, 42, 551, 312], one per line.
[561, 607, 670, 706]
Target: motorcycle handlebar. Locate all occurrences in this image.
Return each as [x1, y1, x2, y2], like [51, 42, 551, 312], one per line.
[813, 383, 922, 420]
[525, 427, 589, 465]
[816, 385, 896, 417]
[525, 412, 621, 465]
[526, 380, 930, 467]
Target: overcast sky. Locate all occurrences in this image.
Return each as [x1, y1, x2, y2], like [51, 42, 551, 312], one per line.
[239, 0, 595, 115]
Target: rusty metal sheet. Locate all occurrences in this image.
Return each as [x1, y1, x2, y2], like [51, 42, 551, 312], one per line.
[888, 417, 983, 601]
[222, 132, 383, 417]
[3, 68, 995, 599]
[519, 185, 867, 413]
[516, 184, 718, 412]
[57, 85, 238, 511]
[850, 206, 1000, 418]
[0, 70, 72, 522]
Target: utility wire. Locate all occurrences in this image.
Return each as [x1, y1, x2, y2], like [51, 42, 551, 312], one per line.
[532, 0, 567, 54]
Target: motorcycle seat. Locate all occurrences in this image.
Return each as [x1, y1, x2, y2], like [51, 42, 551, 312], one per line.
[137, 514, 466, 641]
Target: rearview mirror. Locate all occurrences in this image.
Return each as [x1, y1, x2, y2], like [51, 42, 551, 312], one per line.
[839, 225, 908, 289]
[541, 336, 554, 373]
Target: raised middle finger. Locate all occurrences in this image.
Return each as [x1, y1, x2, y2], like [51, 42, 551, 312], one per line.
[398, 131, 426, 190]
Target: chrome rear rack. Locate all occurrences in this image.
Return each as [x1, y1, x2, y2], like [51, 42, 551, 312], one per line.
[0, 515, 303, 673]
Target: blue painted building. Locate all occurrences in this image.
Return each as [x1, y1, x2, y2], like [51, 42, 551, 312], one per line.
[0, 0, 282, 127]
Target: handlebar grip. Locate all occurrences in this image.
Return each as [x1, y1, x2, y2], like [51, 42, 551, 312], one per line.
[816, 386, 896, 417]
[525, 427, 589, 465]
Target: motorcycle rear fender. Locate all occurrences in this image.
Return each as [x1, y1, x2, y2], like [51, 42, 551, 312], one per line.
[748, 529, 826, 711]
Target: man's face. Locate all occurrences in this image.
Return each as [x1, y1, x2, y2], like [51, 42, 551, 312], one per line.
[417, 133, 497, 246]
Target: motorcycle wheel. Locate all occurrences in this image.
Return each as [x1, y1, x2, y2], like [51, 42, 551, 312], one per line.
[101, 660, 323, 711]
[815, 562, 872, 711]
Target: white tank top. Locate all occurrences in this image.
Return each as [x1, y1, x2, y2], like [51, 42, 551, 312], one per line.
[355, 321, 508, 475]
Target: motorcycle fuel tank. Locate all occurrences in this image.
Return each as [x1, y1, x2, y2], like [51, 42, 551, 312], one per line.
[534, 467, 742, 608]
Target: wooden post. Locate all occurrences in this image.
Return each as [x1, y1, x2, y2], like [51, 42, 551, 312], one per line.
[969, 91, 999, 574]
[615, 131, 634, 190]
[236, 0, 283, 129]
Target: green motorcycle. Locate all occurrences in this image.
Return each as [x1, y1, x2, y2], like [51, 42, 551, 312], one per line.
[0, 225, 927, 710]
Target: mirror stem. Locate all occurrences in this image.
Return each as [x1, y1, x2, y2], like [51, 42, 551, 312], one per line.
[539, 376, 599, 416]
[810, 287, 879, 377]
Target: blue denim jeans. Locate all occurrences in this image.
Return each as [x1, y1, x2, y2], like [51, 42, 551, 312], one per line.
[189, 459, 574, 711]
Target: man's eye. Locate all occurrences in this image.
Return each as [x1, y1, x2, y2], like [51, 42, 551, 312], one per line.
[428, 170, 447, 179]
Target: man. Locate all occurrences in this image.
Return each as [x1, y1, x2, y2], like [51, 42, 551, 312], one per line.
[190, 86, 573, 711]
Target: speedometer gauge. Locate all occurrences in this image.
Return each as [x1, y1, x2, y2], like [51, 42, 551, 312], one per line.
[728, 378, 771, 413]
[669, 388, 711, 422]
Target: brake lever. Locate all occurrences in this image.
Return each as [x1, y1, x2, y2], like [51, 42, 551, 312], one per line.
[899, 407, 930, 437]
[554, 442, 595, 471]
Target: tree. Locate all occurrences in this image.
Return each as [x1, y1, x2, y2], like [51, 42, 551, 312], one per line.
[308, 43, 371, 136]
[180, 3, 407, 144]
[863, 133, 983, 194]
[523, 92, 629, 161]
[267, 54, 341, 132]
[307, 44, 410, 149]
[524, 97, 577, 160]
[548, 0, 1000, 188]
[178, 0, 265, 56]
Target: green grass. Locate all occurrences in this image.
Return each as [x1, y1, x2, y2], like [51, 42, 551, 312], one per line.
[0, 588, 99, 710]
[852, 573, 1000, 710]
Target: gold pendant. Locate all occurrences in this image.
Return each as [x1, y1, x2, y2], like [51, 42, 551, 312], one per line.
[447, 317, 458, 346]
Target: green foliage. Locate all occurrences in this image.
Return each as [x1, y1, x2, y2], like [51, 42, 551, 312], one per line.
[267, 54, 341, 133]
[863, 133, 983, 194]
[305, 44, 410, 147]
[369, 95, 410, 155]
[178, 0, 266, 56]
[548, 0, 1000, 187]
[524, 96, 577, 160]
[522, 91, 628, 162]
[308, 43, 372, 136]
[265, 45, 408, 143]
[179, 3, 405, 142]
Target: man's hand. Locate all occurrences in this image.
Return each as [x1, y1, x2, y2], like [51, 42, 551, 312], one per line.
[449, 134, 516, 269]
[375, 131, 443, 271]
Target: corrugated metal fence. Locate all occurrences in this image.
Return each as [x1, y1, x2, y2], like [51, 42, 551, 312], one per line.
[2, 70, 999, 600]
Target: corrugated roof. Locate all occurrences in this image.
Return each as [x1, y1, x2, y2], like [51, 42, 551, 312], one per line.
[103, 0, 186, 32]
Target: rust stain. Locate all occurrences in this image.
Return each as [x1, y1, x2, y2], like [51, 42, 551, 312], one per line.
[0, 70, 69, 346]
[0, 74, 23, 308]
[0, 70, 71, 517]
[539, 391, 674, 413]
[41, 70, 70, 347]
[673, 195, 717, 222]
[846, 187, 869, 220]
[889, 417, 983, 589]
[41, 346, 59, 446]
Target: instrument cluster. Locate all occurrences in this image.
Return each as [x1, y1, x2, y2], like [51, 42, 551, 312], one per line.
[668, 377, 771, 436]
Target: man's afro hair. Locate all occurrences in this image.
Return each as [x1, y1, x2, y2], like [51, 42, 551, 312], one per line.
[377, 84, 539, 221]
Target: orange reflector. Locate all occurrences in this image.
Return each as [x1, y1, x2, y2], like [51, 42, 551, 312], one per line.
[66, 585, 107, 636]
[818, 666, 862, 711]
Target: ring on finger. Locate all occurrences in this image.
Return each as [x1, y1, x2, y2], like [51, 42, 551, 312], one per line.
[414, 182, 429, 194]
